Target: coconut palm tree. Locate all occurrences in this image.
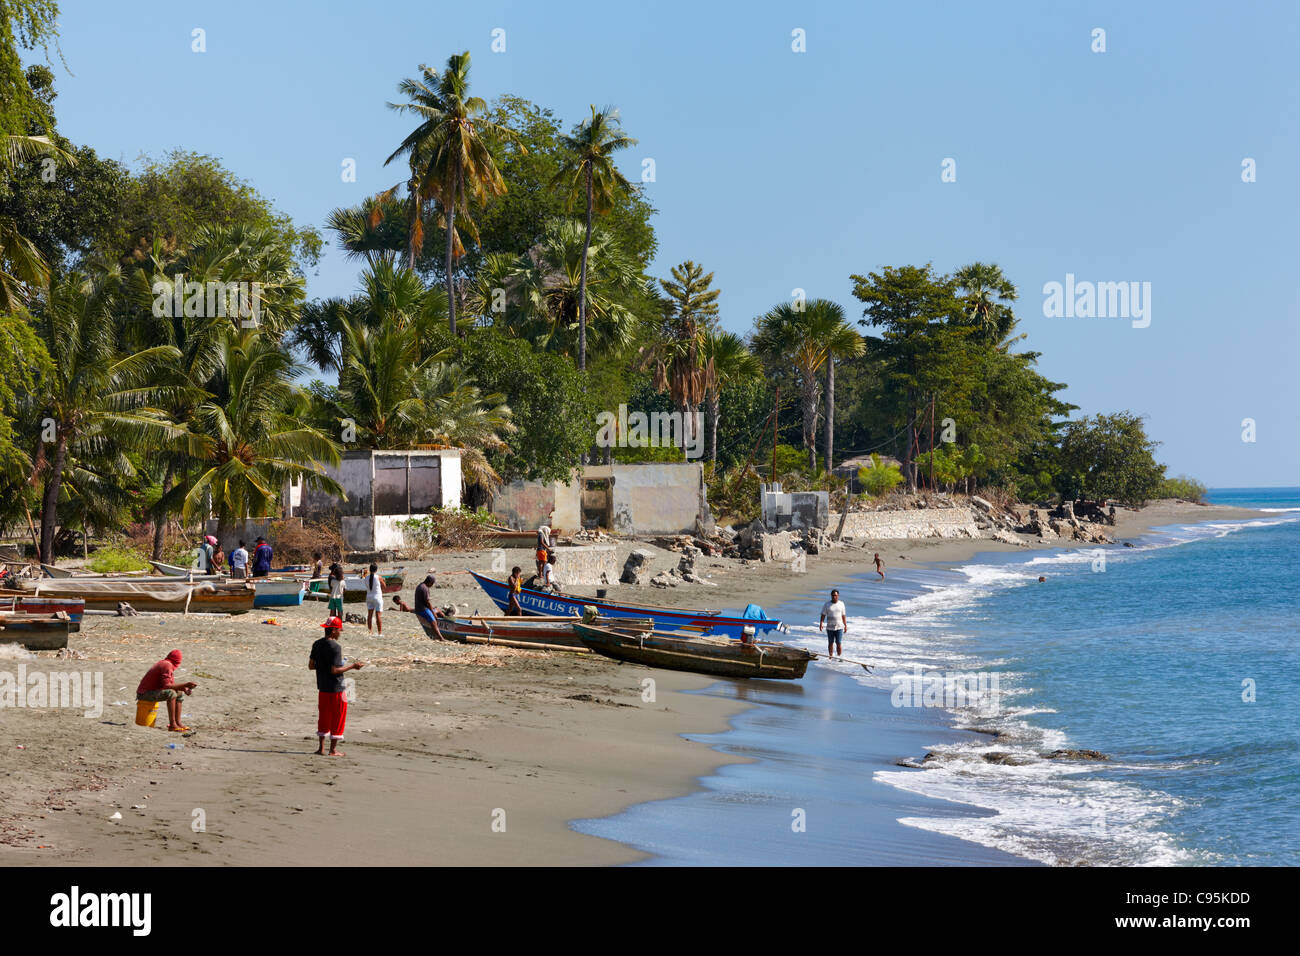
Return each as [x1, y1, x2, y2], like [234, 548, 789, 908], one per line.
[182, 330, 343, 539]
[385, 53, 523, 334]
[751, 299, 863, 472]
[31, 272, 184, 563]
[412, 361, 514, 492]
[701, 330, 761, 464]
[551, 106, 637, 370]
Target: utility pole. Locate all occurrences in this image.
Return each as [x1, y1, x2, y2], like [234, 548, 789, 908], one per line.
[770, 385, 780, 484]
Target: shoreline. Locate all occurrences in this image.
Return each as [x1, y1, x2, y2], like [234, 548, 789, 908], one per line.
[0, 499, 1264, 866]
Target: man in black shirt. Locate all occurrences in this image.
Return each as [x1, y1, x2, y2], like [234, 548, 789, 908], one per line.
[308, 617, 364, 756]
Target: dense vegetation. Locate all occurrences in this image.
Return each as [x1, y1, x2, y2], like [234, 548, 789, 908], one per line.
[0, 3, 1204, 560]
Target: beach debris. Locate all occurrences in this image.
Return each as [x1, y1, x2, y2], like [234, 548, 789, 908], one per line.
[115, 602, 139, 616]
[261, 618, 281, 626]
[109, 812, 121, 821]
[15, 745, 24, 750]
[131, 804, 146, 810]
[344, 613, 364, 624]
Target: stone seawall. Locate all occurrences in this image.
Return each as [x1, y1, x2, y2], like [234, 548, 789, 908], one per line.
[551, 545, 619, 586]
[830, 507, 982, 541]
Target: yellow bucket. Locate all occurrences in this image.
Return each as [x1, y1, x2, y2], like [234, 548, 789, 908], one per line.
[135, 700, 159, 727]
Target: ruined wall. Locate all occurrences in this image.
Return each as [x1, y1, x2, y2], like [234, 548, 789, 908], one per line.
[831, 507, 982, 541]
[609, 463, 706, 535]
[550, 545, 619, 586]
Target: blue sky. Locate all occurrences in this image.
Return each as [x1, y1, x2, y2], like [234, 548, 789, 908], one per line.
[40, 0, 1300, 486]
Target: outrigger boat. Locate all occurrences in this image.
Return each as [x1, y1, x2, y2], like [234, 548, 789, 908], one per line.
[574, 622, 813, 680]
[434, 613, 653, 650]
[5, 578, 256, 614]
[0, 611, 76, 650]
[468, 570, 785, 639]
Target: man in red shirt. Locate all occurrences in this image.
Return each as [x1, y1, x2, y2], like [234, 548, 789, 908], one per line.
[136, 649, 197, 732]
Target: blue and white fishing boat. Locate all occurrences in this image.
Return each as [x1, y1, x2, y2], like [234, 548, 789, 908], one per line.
[468, 570, 786, 639]
[251, 579, 306, 608]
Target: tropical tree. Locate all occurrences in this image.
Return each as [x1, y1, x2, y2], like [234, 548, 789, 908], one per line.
[751, 298, 862, 472]
[182, 330, 343, 539]
[31, 271, 184, 563]
[503, 217, 644, 358]
[953, 261, 1021, 347]
[701, 330, 761, 464]
[551, 105, 636, 370]
[0, 132, 70, 309]
[385, 52, 522, 334]
[411, 361, 515, 492]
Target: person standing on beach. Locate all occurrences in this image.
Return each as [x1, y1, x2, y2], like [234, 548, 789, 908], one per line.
[136, 649, 197, 732]
[229, 540, 248, 579]
[326, 563, 345, 618]
[365, 563, 384, 635]
[819, 589, 848, 658]
[535, 525, 553, 578]
[873, 553, 885, 581]
[252, 536, 273, 577]
[506, 566, 524, 615]
[309, 617, 364, 757]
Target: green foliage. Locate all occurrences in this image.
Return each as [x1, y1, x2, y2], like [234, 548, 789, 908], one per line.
[1158, 474, 1207, 502]
[98, 150, 321, 271]
[86, 544, 150, 573]
[857, 453, 904, 498]
[396, 506, 495, 553]
[1055, 412, 1165, 506]
[0, 2, 61, 136]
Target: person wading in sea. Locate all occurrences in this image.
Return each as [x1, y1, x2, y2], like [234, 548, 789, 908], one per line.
[873, 553, 885, 581]
[819, 589, 848, 659]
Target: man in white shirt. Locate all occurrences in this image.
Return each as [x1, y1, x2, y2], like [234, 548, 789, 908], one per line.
[229, 540, 249, 579]
[819, 588, 848, 658]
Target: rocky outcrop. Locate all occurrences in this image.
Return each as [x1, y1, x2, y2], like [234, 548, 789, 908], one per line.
[1044, 749, 1109, 761]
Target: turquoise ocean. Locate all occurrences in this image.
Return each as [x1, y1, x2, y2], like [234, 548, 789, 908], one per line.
[576, 488, 1300, 866]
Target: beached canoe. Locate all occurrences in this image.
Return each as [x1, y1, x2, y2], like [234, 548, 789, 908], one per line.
[0, 611, 76, 650]
[8, 579, 256, 614]
[0, 594, 85, 623]
[468, 570, 786, 639]
[249, 578, 306, 607]
[435, 613, 653, 649]
[574, 622, 812, 680]
[342, 569, 405, 603]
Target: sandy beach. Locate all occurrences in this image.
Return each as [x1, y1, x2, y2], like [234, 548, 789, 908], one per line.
[0, 499, 1261, 866]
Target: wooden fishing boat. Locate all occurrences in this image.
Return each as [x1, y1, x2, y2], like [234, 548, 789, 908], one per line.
[0, 594, 85, 622]
[0, 611, 76, 650]
[435, 613, 653, 649]
[468, 570, 786, 639]
[9, 579, 256, 614]
[250, 578, 306, 607]
[343, 569, 405, 603]
[573, 622, 812, 680]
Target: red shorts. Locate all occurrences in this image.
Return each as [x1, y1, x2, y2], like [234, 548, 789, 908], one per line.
[317, 691, 348, 740]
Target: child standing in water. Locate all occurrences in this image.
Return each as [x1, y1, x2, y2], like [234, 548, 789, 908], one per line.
[873, 553, 885, 581]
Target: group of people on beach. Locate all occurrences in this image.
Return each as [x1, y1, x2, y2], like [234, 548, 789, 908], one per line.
[194, 534, 273, 578]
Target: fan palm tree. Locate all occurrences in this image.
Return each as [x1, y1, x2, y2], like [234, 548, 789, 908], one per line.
[701, 330, 762, 464]
[751, 299, 863, 472]
[953, 261, 1021, 348]
[508, 218, 643, 358]
[32, 272, 184, 563]
[385, 53, 523, 334]
[182, 330, 343, 539]
[551, 106, 637, 370]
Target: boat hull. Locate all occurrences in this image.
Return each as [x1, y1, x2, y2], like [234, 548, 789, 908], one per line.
[0, 613, 74, 650]
[0, 595, 85, 623]
[7, 582, 256, 614]
[468, 570, 785, 638]
[342, 572, 404, 603]
[251, 579, 306, 607]
[574, 623, 810, 680]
